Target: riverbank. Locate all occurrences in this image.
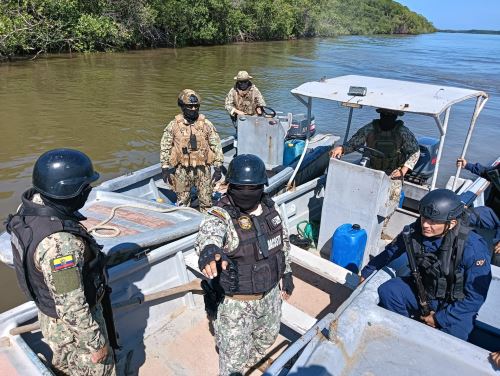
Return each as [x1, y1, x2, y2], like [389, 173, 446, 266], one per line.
[0, 0, 435, 61]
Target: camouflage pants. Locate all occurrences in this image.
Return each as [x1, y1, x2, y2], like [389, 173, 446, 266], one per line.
[39, 304, 115, 376]
[174, 165, 213, 213]
[214, 285, 281, 376]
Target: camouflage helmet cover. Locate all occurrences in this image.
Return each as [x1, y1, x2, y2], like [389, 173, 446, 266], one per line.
[177, 89, 201, 107]
[234, 71, 253, 81]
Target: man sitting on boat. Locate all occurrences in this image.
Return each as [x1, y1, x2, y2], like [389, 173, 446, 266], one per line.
[5, 149, 115, 375]
[457, 157, 500, 218]
[194, 154, 294, 376]
[360, 189, 492, 341]
[330, 108, 420, 206]
[160, 89, 224, 213]
[225, 70, 266, 121]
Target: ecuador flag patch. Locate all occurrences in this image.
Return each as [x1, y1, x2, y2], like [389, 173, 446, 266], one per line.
[52, 255, 76, 272]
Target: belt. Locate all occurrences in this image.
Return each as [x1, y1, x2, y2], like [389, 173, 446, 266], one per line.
[226, 293, 265, 301]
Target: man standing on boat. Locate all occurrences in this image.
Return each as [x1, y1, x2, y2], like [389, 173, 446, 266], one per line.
[194, 154, 294, 376]
[225, 70, 266, 120]
[360, 189, 492, 341]
[5, 149, 115, 375]
[161, 89, 224, 213]
[330, 108, 420, 206]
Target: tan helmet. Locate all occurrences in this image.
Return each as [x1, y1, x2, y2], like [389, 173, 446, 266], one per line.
[234, 71, 253, 81]
[178, 89, 201, 107]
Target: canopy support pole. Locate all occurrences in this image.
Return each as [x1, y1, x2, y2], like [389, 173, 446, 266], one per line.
[452, 95, 489, 191]
[430, 107, 451, 190]
[343, 107, 354, 145]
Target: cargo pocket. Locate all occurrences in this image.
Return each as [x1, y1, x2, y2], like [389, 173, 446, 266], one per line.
[252, 262, 271, 293]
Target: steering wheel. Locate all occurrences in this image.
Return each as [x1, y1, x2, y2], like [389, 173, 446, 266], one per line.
[259, 106, 276, 118]
[355, 146, 385, 159]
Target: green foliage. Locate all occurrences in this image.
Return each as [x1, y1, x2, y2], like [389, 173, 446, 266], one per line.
[0, 0, 436, 59]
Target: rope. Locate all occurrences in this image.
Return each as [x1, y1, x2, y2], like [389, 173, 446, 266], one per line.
[87, 203, 199, 238]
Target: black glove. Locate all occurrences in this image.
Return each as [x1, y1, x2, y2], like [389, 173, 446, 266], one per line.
[281, 272, 294, 296]
[198, 244, 228, 271]
[161, 167, 173, 185]
[212, 167, 222, 183]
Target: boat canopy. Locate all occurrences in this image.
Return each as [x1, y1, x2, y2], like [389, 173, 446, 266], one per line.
[291, 75, 488, 116]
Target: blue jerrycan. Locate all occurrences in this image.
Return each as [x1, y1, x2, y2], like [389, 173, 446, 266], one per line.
[283, 139, 306, 166]
[330, 224, 367, 273]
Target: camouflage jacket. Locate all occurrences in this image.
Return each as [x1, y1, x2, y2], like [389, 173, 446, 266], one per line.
[194, 204, 292, 274]
[32, 194, 106, 352]
[224, 86, 266, 116]
[160, 114, 224, 169]
[342, 121, 420, 170]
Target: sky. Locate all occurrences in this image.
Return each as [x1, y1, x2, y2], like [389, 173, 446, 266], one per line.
[395, 1, 500, 30]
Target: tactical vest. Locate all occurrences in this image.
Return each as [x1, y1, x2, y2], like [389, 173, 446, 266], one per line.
[366, 119, 405, 173]
[5, 189, 107, 319]
[217, 195, 285, 295]
[170, 114, 215, 168]
[232, 87, 257, 115]
[409, 220, 469, 303]
[486, 167, 500, 217]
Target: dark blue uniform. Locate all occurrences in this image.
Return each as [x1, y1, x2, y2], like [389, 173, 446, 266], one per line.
[465, 162, 500, 217]
[361, 229, 492, 341]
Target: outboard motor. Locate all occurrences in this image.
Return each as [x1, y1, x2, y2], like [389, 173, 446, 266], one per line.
[405, 137, 439, 185]
[286, 114, 316, 140]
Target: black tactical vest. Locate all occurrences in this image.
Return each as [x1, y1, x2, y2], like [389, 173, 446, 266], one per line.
[409, 220, 469, 303]
[217, 195, 285, 295]
[366, 119, 405, 173]
[5, 189, 107, 318]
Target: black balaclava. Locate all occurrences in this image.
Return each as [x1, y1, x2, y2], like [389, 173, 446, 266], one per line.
[41, 185, 92, 220]
[379, 112, 398, 131]
[236, 80, 252, 92]
[182, 105, 200, 124]
[227, 184, 264, 212]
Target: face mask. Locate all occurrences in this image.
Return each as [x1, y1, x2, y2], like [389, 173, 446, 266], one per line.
[228, 185, 264, 212]
[182, 105, 199, 123]
[236, 80, 251, 91]
[42, 185, 92, 218]
[379, 113, 398, 131]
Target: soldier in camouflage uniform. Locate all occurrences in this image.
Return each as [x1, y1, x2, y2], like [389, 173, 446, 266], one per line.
[225, 71, 266, 117]
[161, 89, 224, 213]
[195, 154, 294, 376]
[6, 149, 115, 376]
[330, 108, 420, 206]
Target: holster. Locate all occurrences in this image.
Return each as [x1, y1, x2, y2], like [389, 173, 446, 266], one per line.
[201, 279, 225, 320]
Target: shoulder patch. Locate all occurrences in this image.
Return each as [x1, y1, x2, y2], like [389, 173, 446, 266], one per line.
[208, 208, 227, 221]
[475, 259, 486, 267]
[50, 254, 80, 294]
[52, 255, 76, 272]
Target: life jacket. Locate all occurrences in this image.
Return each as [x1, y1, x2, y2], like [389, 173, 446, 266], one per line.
[366, 119, 405, 173]
[5, 189, 107, 319]
[170, 114, 215, 168]
[217, 195, 285, 295]
[232, 86, 258, 116]
[409, 220, 470, 303]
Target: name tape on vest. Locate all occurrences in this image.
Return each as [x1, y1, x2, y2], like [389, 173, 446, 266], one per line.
[267, 235, 282, 250]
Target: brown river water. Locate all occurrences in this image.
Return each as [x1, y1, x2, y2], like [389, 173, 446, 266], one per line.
[1, 33, 499, 313]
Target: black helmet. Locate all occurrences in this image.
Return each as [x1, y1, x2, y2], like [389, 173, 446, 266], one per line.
[376, 108, 404, 117]
[418, 189, 464, 222]
[226, 154, 268, 186]
[177, 89, 201, 107]
[33, 149, 100, 199]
